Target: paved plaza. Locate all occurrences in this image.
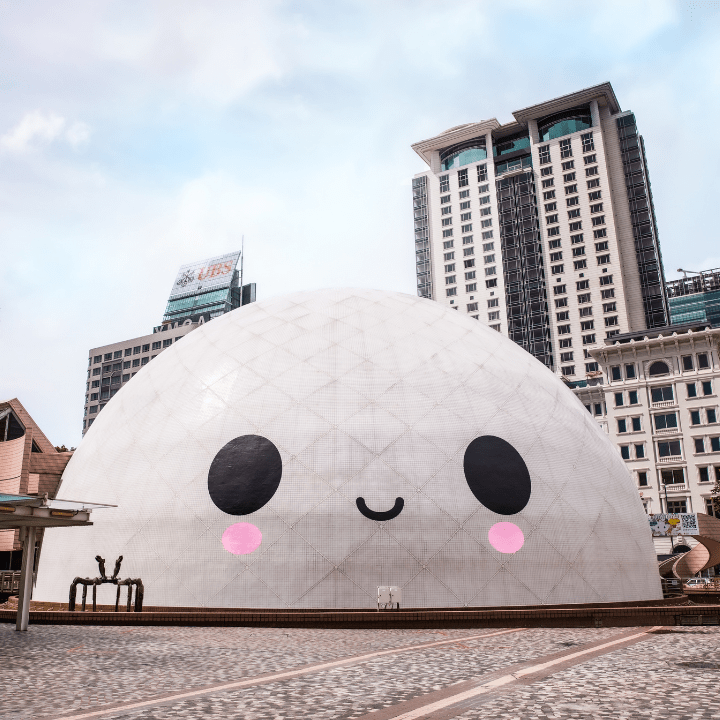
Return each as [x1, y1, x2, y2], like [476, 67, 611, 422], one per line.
[2, 623, 719, 719]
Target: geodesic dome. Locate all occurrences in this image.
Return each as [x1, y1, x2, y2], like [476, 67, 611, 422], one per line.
[36, 289, 661, 608]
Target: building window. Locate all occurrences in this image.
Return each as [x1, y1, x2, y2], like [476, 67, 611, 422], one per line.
[567, 208, 581, 219]
[441, 194, 451, 204]
[701, 380, 713, 396]
[561, 366, 575, 376]
[141, 357, 149, 365]
[698, 353, 710, 369]
[687, 382, 697, 398]
[122, 374, 130, 383]
[443, 240, 454, 249]
[550, 250, 563, 261]
[464, 259, 475, 269]
[457, 168, 469, 187]
[460, 201, 470, 210]
[446, 287, 457, 297]
[465, 247, 475, 257]
[605, 316, 619, 326]
[651, 386, 673, 403]
[480, 220, 491, 229]
[547, 226, 560, 237]
[592, 217, 606, 228]
[572, 246, 585, 257]
[712, 437, 720, 452]
[548, 239, 561, 249]
[441, 206, 452, 216]
[586, 166, 599, 177]
[445, 275, 456, 285]
[582, 334, 596, 345]
[709, 408, 718, 424]
[587, 179, 600, 189]
[485, 267, 496, 276]
[569, 221, 582, 232]
[565, 184, 578, 196]
[581, 132, 594, 153]
[466, 302, 479, 312]
[92, 368, 101, 376]
[691, 410, 701, 425]
[654, 412, 678, 430]
[594, 403, 603, 416]
[620, 445, 630, 460]
[133, 346, 141, 354]
[579, 306, 592, 317]
[618, 418, 628, 434]
[93, 355, 102, 363]
[586, 361, 599, 372]
[91, 380, 100, 388]
[657, 440, 682, 458]
[590, 203, 604, 214]
[442, 229, 453, 238]
[559, 138, 572, 158]
[638, 471, 648, 487]
[580, 320, 594, 331]
[561, 160, 575, 171]
[649, 361, 670, 376]
[485, 279, 497, 288]
[466, 283, 477, 292]
[440, 174, 450, 193]
[573, 260, 587, 270]
[682, 355, 694, 371]
[695, 438, 705, 454]
[615, 391, 624, 406]
[553, 284, 566, 296]
[442, 218, 452, 227]
[563, 172, 576, 183]
[542, 178, 554, 188]
[132, 358, 140, 368]
[477, 165, 487, 182]
[89, 406, 98, 414]
[584, 154, 597, 165]
[478, 195, 490, 205]
[589, 190, 602, 202]
[551, 264, 564, 274]
[557, 325, 571, 335]
[635, 444, 645, 459]
[163, 339, 172, 348]
[561, 351, 574, 363]
[104, 353, 112, 361]
[666, 499, 687, 513]
[482, 230, 493, 240]
[484, 253, 495, 263]
[610, 366, 622, 381]
[599, 274, 614, 286]
[557, 311, 570, 321]
[460, 213, 471, 222]
[538, 145, 550, 164]
[629, 390, 638, 404]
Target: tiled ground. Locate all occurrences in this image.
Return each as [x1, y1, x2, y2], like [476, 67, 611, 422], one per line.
[1, 624, 719, 720]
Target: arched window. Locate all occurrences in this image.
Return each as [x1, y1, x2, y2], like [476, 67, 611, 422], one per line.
[538, 106, 592, 142]
[672, 544, 691, 554]
[440, 137, 487, 171]
[648, 361, 670, 377]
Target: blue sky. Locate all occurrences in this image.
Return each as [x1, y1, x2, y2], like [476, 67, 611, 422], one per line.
[2, 0, 719, 446]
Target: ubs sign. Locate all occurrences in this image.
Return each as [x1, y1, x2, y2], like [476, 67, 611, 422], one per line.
[168, 251, 241, 300]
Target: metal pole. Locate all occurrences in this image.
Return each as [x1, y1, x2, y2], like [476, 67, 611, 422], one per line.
[662, 480, 675, 552]
[240, 235, 244, 304]
[15, 526, 36, 632]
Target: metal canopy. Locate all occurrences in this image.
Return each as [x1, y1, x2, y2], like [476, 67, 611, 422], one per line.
[0, 493, 115, 631]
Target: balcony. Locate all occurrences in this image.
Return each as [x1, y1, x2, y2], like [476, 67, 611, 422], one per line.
[657, 455, 683, 463]
[651, 400, 676, 409]
[655, 426, 680, 435]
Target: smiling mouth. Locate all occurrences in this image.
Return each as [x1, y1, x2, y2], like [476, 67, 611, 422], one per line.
[356, 497, 404, 521]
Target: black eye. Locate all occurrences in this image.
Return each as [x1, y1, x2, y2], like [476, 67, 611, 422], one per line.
[463, 435, 531, 515]
[208, 435, 282, 515]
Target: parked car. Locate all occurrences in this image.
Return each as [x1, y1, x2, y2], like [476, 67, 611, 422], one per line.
[684, 577, 714, 588]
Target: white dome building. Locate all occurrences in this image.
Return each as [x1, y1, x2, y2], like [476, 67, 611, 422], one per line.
[36, 289, 661, 608]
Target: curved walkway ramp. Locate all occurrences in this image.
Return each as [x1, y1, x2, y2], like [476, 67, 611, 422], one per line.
[660, 513, 720, 579]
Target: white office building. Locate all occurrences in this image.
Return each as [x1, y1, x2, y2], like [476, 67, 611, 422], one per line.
[411, 82, 667, 376]
[574, 324, 720, 558]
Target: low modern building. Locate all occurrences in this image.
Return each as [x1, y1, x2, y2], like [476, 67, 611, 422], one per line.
[0, 399, 73, 569]
[667, 268, 720, 328]
[573, 324, 720, 556]
[82, 251, 256, 435]
[38, 289, 661, 609]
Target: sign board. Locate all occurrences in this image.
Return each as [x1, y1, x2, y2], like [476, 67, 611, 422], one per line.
[648, 513, 699, 537]
[168, 252, 240, 300]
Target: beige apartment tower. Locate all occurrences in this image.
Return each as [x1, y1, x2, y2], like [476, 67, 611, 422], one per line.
[411, 82, 667, 378]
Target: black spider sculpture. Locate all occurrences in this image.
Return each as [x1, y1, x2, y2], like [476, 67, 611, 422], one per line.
[68, 555, 144, 612]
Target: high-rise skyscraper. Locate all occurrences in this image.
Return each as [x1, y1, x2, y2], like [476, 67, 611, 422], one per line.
[411, 82, 667, 377]
[82, 251, 256, 435]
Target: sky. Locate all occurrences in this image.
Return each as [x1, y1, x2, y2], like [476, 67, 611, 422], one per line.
[2, 0, 720, 447]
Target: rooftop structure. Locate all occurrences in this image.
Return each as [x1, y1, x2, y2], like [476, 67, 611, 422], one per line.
[667, 268, 720, 328]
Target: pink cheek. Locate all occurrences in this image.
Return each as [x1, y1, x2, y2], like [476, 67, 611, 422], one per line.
[488, 522, 524, 554]
[222, 523, 262, 555]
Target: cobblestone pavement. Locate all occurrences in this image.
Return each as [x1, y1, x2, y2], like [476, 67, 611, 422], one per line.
[1, 624, 719, 720]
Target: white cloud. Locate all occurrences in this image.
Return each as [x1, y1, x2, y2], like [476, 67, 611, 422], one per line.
[65, 121, 92, 148]
[0, 111, 91, 152]
[0, 111, 66, 152]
